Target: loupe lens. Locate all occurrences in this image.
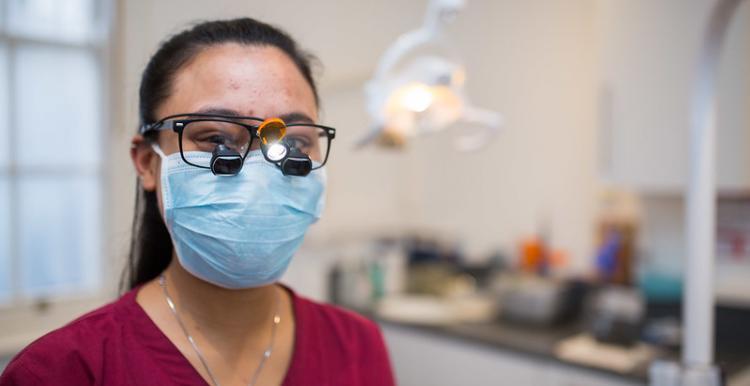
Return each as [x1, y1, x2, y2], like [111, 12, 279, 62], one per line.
[212, 157, 243, 175]
[211, 144, 243, 175]
[279, 148, 313, 176]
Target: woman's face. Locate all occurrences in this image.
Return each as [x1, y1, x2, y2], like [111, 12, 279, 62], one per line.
[131, 43, 318, 204]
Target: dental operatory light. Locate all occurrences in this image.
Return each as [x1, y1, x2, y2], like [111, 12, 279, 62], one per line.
[360, 0, 503, 151]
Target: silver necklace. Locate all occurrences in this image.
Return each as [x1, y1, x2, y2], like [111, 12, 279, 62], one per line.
[158, 274, 281, 386]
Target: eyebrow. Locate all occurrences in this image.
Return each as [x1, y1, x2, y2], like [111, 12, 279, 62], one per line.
[193, 107, 315, 124]
[194, 107, 247, 117]
[278, 112, 315, 124]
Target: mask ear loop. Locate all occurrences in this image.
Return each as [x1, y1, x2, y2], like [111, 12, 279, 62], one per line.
[146, 143, 170, 217]
[151, 143, 167, 159]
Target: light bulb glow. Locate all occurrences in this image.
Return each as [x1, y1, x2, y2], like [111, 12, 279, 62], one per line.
[266, 142, 288, 162]
[399, 83, 434, 113]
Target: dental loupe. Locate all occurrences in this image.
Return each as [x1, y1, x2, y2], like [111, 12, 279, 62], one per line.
[359, 0, 503, 151]
[257, 118, 313, 177]
[210, 144, 244, 176]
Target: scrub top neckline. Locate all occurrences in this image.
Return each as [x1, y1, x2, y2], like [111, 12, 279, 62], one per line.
[125, 282, 302, 386]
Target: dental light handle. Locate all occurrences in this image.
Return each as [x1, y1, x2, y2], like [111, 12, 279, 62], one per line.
[370, 0, 465, 83]
[422, 0, 466, 36]
[455, 105, 504, 152]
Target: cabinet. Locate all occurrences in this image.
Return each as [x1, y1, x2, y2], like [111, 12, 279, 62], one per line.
[596, 0, 750, 192]
[381, 324, 643, 386]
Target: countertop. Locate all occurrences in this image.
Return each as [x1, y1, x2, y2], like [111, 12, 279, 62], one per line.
[363, 310, 750, 384]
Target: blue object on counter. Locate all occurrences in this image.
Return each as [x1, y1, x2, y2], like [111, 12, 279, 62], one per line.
[595, 230, 621, 281]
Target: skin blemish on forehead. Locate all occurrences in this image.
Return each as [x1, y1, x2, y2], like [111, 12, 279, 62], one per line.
[158, 43, 318, 122]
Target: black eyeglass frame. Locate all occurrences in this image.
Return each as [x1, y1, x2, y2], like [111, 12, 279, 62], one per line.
[139, 113, 336, 170]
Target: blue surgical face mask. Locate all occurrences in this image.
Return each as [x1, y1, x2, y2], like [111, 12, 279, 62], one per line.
[152, 145, 326, 289]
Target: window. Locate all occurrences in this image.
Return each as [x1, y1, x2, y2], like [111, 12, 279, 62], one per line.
[0, 0, 111, 306]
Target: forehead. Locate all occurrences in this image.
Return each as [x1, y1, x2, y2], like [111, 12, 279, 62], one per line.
[157, 43, 317, 121]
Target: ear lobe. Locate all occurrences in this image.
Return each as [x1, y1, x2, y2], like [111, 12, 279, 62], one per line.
[131, 135, 159, 192]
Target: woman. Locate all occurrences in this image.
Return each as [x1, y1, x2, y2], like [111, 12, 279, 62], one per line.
[1, 18, 395, 386]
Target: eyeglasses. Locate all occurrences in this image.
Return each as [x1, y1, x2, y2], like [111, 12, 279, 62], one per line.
[139, 113, 336, 170]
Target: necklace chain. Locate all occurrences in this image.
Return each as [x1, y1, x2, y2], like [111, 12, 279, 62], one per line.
[158, 274, 281, 386]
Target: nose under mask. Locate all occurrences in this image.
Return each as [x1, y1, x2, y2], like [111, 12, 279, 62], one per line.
[152, 145, 327, 289]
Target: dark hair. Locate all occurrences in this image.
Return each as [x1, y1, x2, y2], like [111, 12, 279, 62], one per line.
[122, 18, 320, 291]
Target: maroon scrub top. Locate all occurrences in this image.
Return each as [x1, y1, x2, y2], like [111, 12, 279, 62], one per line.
[0, 285, 396, 386]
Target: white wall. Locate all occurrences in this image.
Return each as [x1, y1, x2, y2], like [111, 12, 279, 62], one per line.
[403, 0, 599, 268]
[109, 0, 602, 292]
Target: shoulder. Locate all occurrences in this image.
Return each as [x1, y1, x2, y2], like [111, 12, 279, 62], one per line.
[0, 290, 136, 385]
[289, 290, 396, 385]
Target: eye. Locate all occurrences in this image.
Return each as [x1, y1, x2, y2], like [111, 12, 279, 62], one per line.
[197, 132, 233, 145]
[285, 135, 311, 149]
[205, 134, 228, 145]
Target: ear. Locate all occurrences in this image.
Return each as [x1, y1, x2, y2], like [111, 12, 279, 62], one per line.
[131, 135, 160, 192]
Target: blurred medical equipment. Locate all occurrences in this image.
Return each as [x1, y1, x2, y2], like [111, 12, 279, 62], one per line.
[492, 274, 580, 326]
[359, 0, 503, 151]
[588, 286, 645, 347]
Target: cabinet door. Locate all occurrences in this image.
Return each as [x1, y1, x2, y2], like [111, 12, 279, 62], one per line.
[543, 364, 644, 386]
[597, 0, 750, 192]
[382, 324, 546, 386]
[381, 323, 646, 386]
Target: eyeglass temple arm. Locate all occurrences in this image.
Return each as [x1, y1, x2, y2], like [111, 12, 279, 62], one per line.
[139, 120, 174, 135]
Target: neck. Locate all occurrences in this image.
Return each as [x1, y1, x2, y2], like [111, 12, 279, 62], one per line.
[161, 257, 279, 337]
